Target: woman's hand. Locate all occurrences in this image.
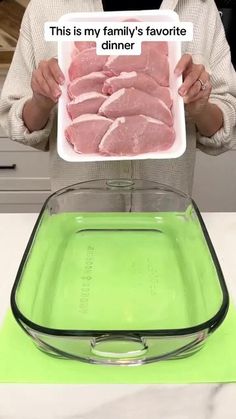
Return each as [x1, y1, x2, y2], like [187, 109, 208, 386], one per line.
[31, 58, 65, 110]
[174, 54, 223, 137]
[23, 58, 65, 132]
[174, 54, 212, 117]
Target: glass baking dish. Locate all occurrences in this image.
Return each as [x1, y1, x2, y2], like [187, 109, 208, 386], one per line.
[10, 179, 229, 365]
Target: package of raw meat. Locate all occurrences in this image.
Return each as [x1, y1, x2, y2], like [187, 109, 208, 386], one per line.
[57, 10, 186, 162]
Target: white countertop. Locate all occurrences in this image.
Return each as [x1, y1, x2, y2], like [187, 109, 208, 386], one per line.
[0, 213, 236, 419]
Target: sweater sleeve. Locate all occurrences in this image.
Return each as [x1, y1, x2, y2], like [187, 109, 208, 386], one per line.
[0, 7, 55, 151]
[197, 5, 236, 155]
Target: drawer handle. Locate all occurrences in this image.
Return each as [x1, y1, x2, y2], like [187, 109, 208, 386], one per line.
[0, 164, 16, 170]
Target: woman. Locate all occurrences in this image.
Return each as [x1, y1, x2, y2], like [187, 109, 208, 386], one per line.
[0, 0, 236, 194]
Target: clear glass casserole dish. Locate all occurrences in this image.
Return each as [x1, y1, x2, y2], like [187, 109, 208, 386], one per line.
[10, 179, 229, 365]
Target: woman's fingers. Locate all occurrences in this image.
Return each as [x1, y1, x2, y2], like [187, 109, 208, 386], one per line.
[184, 90, 206, 105]
[174, 53, 193, 76]
[41, 63, 62, 100]
[31, 59, 65, 102]
[175, 54, 212, 104]
[32, 68, 57, 102]
[31, 69, 50, 97]
[184, 71, 211, 104]
[178, 64, 204, 96]
[48, 58, 65, 85]
[175, 54, 213, 116]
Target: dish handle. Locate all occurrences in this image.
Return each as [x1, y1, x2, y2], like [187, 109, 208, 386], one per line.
[90, 334, 148, 359]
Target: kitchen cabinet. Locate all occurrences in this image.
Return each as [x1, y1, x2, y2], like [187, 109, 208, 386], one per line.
[0, 126, 51, 213]
[0, 71, 51, 212]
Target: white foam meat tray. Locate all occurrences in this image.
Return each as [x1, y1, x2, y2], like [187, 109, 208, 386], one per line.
[57, 10, 186, 162]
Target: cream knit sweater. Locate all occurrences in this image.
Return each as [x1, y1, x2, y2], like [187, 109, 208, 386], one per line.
[0, 0, 236, 193]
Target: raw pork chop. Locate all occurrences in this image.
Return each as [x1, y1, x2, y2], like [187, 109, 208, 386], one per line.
[103, 48, 169, 86]
[67, 92, 107, 120]
[69, 48, 107, 81]
[99, 115, 175, 155]
[68, 72, 108, 99]
[74, 41, 96, 51]
[142, 41, 168, 56]
[65, 114, 112, 153]
[102, 72, 172, 108]
[99, 88, 173, 126]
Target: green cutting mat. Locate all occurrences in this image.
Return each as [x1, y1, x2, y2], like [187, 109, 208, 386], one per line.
[0, 303, 236, 383]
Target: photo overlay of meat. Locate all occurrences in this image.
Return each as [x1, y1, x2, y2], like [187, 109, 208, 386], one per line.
[65, 27, 175, 156]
